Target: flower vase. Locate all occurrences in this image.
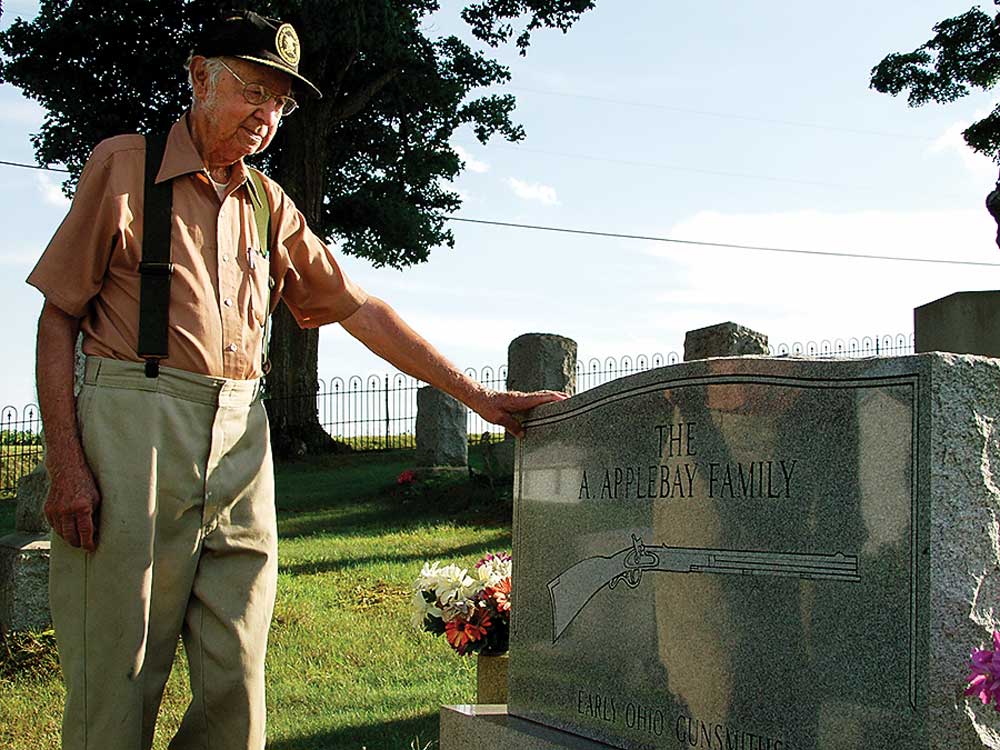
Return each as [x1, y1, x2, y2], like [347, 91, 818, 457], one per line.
[476, 651, 509, 704]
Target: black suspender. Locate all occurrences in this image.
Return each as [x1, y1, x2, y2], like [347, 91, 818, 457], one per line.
[247, 169, 274, 374]
[137, 134, 273, 379]
[137, 133, 173, 378]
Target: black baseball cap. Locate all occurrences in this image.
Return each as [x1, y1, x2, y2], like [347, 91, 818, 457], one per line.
[193, 10, 322, 98]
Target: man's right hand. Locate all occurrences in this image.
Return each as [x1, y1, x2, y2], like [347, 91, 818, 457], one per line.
[35, 301, 100, 551]
[44, 463, 101, 552]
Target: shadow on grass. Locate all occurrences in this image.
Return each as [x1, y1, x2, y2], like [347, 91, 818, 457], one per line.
[279, 534, 511, 577]
[267, 711, 439, 750]
[0, 499, 15, 536]
[276, 484, 511, 543]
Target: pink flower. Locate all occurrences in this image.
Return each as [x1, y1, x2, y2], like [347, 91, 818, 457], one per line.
[397, 469, 416, 485]
[475, 551, 511, 568]
[965, 631, 1000, 711]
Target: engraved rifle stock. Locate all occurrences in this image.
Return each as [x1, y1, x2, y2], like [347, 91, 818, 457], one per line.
[546, 534, 860, 642]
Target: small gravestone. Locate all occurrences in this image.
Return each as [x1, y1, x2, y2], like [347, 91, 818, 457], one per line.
[442, 353, 1000, 749]
[915, 291, 1000, 358]
[494, 334, 577, 479]
[14, 460, 49, 534]
[415, 386, 468, 469]
[684, 321, 768, 361]
[1, 461, 51, 632]
[507, 333, 578, 396]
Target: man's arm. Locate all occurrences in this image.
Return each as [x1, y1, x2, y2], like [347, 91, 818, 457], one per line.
[36, 301, 100, 551]
[339, 296, 566, 436]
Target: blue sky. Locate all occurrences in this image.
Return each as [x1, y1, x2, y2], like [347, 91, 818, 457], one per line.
[1, 1, 998, 408]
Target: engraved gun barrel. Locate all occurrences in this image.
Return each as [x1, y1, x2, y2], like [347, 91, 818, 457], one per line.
[547, 543, 860, 642]
[690, 550, 859, 581]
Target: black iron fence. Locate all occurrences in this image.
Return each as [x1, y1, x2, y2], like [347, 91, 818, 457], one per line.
[0, 334, 916, 496]
[0, 404, 43, 499]
[768, 334, 914, 358]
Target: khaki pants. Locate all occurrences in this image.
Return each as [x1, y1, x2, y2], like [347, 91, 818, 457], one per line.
[50, 357, 277, 750]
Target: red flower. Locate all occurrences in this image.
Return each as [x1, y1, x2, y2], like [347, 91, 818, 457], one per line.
[485, 578, 511, 613]
[444, 608, 493, 655]
[397, 469, 416, 485]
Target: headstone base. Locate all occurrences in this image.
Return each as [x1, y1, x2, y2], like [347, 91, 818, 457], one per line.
[440, 705, 613, 750]
[0, 532, 51, 633]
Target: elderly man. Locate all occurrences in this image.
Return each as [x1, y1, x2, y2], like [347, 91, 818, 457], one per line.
[28, 11, 563, 750]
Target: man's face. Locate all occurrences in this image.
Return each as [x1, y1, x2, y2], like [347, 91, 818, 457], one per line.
[191, 56, 293, 165]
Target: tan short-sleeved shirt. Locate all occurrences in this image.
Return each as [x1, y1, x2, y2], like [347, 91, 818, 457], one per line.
[27, 114, 368, 380]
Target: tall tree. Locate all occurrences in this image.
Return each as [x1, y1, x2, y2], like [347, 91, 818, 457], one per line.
[870, 3, 1000, 161]
[0, 0, 595, 456]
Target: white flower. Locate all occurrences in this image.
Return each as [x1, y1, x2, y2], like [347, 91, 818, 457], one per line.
[414, 561, 443, 592]
[476, 554, 512, 587]
[410, 589, 442, 629]
[412, 561, 482, 628]
[434, 564, 478, 607]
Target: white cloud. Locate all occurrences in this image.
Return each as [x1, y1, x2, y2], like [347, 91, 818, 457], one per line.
[454, 145, 490, 174]
[0, 99, 45, 127]
[36, 172, 70, 208]
[931, 116, 997, 183]
[639, 207, 999, 346]
[0, 252, 40, 267]
[506, 177, 560, 206]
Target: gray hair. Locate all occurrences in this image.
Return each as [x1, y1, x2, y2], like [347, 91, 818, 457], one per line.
[185, 54, 228, 106]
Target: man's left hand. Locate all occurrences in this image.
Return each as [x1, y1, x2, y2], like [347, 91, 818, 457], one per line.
[473, 389, 568, 437]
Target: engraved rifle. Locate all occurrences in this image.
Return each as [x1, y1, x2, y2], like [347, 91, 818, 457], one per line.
[546, 534, 860, 642]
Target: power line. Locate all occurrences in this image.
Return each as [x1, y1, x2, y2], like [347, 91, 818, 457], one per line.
[0, 151, 886, 195]
[0, 159, 69, 173]
[5, 157, 991, 268]
[510, 86, 935, 141]
[448, 217, 1000, 268]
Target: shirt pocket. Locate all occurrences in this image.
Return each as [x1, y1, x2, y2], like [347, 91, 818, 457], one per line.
[247, 247, 272, 331]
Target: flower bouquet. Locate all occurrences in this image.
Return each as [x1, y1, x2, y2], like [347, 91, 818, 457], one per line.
[411, 552, 511, 655]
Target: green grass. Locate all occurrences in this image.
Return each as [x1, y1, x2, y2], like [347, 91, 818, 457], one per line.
[0, 446, 511, 750]
[0, 444, 44, 500]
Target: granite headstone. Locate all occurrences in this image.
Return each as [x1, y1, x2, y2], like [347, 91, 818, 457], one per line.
[494, 333, 577, 479]
[1, 461, 51, 632]
[914, 291, 1000, 358]
[14, 460, 49, 534]
[492, 353, 1000, 750]
[415, 386, 468, 469]
[683, 322, 768, 361]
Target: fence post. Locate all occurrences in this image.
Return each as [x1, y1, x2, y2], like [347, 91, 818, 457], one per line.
[384, 374, 390, 449]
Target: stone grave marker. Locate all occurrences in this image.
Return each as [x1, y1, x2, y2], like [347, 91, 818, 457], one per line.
[1, 460, 52, 632]
[415, 386, 468, 469]
[683, 322, 768, 361]
[493, 333, 577, 478]
[442, 353, 1000, 749]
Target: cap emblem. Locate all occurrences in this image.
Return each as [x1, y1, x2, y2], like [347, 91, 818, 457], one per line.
[275, 23, 300, 67]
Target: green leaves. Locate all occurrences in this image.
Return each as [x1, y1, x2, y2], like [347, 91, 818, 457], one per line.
[0, 0, 594, 266]
[870, 6, 1000, 162]
[461, 0, 595, 54]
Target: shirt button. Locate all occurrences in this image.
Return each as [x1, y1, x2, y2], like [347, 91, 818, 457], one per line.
[222, 254, 230, 263]
[226, 343, 237, 353]
[224, 298, 233, 307]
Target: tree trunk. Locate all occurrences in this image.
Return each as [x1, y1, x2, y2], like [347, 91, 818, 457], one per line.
[263, 109, 344, 458]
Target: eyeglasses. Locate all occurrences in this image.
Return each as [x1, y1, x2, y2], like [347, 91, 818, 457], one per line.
[217, 59, 298, 116]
